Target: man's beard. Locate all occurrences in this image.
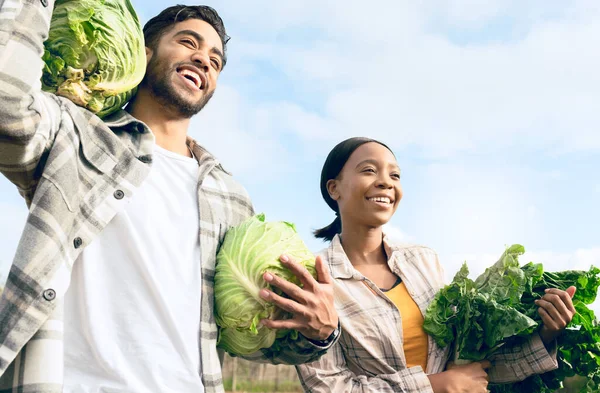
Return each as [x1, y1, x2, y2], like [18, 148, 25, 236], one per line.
[142, 56, 214, 118]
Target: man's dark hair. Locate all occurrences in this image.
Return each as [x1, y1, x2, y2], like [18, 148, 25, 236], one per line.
[143, 5, 230, 68]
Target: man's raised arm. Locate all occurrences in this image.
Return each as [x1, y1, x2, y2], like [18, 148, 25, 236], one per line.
[0, 0, 63, 198]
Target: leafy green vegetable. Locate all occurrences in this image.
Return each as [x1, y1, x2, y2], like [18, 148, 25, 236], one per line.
[423, 245, 600, 393]
[424, 245, 538, 361]
[214, 214, 316, 356]
[42, 0, 146, 117]
[494, 266, 600, 393]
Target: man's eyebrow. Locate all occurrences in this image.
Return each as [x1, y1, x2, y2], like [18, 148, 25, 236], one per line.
[174, 29, 204, 44]
[211, 47, 224, 63]
[174, 29, 224, 62]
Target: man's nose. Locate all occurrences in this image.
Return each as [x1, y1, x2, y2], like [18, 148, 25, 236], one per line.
[191, 52, 210, 73]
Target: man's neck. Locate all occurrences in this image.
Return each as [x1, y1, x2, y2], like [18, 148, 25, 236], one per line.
[339, 225, 387, 267]
[127, 91, 192, 158]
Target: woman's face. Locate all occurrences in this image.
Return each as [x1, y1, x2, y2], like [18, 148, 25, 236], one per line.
[328, 142, 403, 230]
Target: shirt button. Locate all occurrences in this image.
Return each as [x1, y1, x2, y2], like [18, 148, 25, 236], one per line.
[41, 0, 48, 6]
[43, 289, 56, 301]
[138, 155, 152, 164]
[113, 190, 125, 200]
[73, 237, 83, 249]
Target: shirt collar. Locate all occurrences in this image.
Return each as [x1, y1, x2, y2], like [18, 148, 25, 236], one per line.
[327, 234, 405, 280]
[103, 110, 231, 174]
[103, 109, 148, 133]
[186, 136, 230, 174]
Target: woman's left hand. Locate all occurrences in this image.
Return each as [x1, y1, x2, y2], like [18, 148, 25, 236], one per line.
[536, 286, 576, 346]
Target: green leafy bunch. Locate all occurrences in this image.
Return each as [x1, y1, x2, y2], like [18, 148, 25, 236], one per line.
[423, 245, 600, 393]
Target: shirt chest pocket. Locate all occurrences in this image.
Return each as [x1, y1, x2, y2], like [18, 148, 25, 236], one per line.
[41, 111, 117, 212]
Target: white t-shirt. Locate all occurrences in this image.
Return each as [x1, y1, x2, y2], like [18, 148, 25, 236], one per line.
[63, 144, 204, 393]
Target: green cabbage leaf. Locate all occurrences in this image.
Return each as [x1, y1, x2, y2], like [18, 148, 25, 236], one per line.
[215, 214, 316, 356]
[42, 0, 146, 117]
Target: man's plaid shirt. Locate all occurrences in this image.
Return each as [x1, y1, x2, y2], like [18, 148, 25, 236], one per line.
[0, 1, 329, 392]
[296, 235, 559, 393]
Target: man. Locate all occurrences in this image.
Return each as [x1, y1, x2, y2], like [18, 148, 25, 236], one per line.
[0, 2, 339, 392]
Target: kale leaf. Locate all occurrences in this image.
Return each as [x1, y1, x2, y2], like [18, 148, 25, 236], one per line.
[423, 245, 600, 393]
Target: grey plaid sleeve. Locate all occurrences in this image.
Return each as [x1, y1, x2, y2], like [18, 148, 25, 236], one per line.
[295, 341, 434, 393]
[235, 329, 336, 365]
[487, 333, 558, 383]
[0, 0, 63, 194]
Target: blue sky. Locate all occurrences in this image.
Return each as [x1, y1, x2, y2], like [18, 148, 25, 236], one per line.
[1, 1, 599, 313]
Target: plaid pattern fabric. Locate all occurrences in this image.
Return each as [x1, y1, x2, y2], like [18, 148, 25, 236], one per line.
[0, 1, 329, 392]
[296, 235, 559, 392]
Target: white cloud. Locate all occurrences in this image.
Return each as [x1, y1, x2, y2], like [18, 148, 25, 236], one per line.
[383, 223, 414, 244]
[525, 248, 600, 272]
[407, 162, 540, 255]
[439, 251, 499, 281]
[190, 85, 292, 179]
[526, 205, 538, 221]
[211, 1, 600, 158]
[435, 0, 507, 27]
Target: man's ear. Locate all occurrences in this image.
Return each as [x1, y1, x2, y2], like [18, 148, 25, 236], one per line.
[326, 179, 340, 201]
[145, 47, 153, 64]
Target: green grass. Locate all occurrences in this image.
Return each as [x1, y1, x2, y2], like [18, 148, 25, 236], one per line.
[223, 378, 303, 392]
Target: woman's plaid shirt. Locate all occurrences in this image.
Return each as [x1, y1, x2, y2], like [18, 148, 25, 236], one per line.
[296, 235, 559, 393]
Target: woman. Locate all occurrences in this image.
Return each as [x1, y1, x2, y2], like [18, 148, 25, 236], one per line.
[295, 137, 575, 393]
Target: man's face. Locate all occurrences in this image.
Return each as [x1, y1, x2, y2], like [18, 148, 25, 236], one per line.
[142, 19, 224, 118]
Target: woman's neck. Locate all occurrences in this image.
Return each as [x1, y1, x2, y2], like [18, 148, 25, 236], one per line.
[339, 226, 387, 267]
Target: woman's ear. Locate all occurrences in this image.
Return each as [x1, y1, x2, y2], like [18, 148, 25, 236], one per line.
[327, 179, 340, 201]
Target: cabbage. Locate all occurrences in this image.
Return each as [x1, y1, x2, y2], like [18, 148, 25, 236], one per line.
[41, 0, 146, 118]
[215, 214, 316, 356]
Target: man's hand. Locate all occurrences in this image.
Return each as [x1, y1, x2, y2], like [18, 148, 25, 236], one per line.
[536, 286, 576, 345]
[259, 255, 338, 341]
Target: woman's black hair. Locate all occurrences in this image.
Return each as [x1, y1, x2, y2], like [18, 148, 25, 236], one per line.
[314, 137, 394, 242]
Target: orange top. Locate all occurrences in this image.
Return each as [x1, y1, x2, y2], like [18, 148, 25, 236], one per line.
[384, 280, 429, 371]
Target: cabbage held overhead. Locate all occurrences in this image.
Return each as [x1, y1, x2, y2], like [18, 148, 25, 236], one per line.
[41, 0, 146, 118]
[215, 214, 316, 356]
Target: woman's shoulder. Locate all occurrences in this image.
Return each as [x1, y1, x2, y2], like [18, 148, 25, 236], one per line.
[384, 237, 445, 283]
[315, 246, 333, 266]
[314, 238, 352, 279]
[384, 237, 439, 259]
[314, 234, 342, 261]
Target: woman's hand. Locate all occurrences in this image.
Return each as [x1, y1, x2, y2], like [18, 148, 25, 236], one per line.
[428, 361, 490, 393]
[536, 286, 576, 346]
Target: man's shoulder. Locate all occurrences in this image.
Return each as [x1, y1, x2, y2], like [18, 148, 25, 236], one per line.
[187, 138, 247, 193]
[196, 149, 255, 225]
[205, 165, 251, 200]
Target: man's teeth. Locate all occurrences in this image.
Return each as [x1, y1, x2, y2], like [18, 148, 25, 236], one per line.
[368, 197, 391, 204]
[179, 69, 201, 88]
